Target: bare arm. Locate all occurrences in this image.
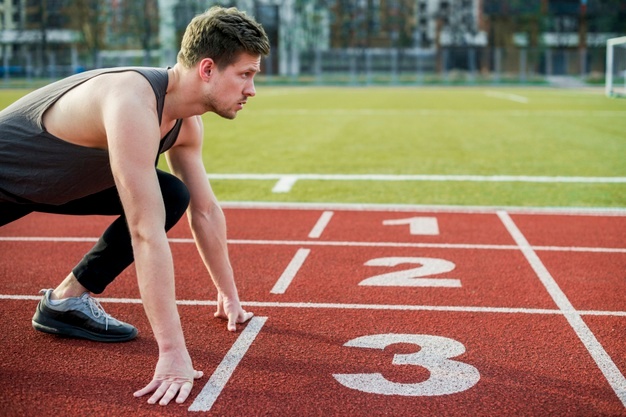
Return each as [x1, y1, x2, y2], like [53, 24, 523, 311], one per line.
[165, 116, 252, 331]
[100, 73, 201, 405]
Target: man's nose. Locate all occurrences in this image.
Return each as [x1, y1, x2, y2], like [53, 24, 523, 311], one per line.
[244, 80, 256, 97]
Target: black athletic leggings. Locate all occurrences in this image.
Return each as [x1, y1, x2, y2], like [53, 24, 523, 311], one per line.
[0, 170, 190, 294]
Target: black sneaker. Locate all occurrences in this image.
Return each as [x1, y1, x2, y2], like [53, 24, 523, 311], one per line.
[32, 289, 138, 342]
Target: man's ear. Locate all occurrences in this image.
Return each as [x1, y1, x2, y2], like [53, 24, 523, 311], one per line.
[198, 58, 215, 81]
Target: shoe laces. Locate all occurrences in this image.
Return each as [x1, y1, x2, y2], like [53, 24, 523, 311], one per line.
[85, 295, 112, 331]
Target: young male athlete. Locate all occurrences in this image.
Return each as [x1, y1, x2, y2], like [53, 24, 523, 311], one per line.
[0, 7, 269, 406]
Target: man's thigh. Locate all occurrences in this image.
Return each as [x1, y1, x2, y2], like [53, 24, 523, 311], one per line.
[0, 187, 123, 225]
[41, 187, 124, 216]
[1, 169, 179, 222]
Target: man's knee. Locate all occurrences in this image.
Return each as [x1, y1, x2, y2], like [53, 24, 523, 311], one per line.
[158, 171, 190, 228]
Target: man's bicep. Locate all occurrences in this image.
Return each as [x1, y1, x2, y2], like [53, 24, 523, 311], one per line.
[103, 92, 164, 225]
[104, 96, 160, 170]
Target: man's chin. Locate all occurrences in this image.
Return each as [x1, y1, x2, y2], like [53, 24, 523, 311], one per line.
[217, 111, 237, 120]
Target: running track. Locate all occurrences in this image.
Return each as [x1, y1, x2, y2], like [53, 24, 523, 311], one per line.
[0, 203, 624, 416]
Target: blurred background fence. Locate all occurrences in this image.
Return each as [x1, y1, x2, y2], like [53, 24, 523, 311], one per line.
[0, 0, 624, 87]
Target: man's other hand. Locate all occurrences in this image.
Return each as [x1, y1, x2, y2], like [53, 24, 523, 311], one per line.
[214, 292, 254, 332]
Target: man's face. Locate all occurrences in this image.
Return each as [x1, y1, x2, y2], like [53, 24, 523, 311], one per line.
[205, 52, 261, 119]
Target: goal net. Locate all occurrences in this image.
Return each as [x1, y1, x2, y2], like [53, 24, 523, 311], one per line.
[606, 36, 626, 97]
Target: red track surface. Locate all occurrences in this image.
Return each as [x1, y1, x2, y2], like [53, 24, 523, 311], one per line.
[0, 204, 625, 416]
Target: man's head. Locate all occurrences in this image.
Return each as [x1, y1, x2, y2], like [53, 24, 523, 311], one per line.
[177, 6, 270, 70]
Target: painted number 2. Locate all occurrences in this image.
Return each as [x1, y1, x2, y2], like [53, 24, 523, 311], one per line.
[333, 334, 480, 396]
[359, 257, 462, 287]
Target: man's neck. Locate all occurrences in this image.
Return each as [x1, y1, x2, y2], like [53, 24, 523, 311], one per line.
[163, 64, 207, 120]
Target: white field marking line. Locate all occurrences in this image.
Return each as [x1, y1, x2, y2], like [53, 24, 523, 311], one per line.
[498, 211, 626, 407]
[255, 88, 311, 97]
[308, 211, 334, 238]
[2, 294, 625, 317]
[2, 236, 624, 253]
[207, 173, 626, 194]
[484, 90, 529, 103]
[250, 109, 624, 117]
[270, 248, 311, 294]
[188, 316, 267, 412]
[271, 175, 299, 193]
[207, 173, 626, 183]
[220, 201, 626, 216]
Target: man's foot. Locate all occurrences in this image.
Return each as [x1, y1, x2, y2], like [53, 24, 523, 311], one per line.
[32, 289, 138, 342]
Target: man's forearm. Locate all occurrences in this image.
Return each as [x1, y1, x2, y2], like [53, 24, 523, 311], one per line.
[133, 233, 186, 351]
[188, 206, 238, 298]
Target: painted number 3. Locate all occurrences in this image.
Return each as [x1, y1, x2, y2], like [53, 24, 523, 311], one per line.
[333, 334, 480, 396]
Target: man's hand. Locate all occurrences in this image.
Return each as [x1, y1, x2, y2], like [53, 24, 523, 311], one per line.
[214, 292, 254, 332]
[134, 349, 203, 405]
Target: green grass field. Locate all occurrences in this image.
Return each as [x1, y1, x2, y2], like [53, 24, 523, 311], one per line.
[2, 86, 625, 208]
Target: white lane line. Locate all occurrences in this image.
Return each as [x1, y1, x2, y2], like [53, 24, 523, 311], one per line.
[2, 236, 624, 253]
[270, 248, 311, 294]
[219, 201, 626, 216]
[0, 236, 517, 249]
[0, 236, 99, 242]
[309, 211, 334, 238]
[1, 294, 625, 317]
[533, 245, 626, 253]
[485, 90, 529, 103]
[498, 210, 626, 407]
[188, 316, 267, 412]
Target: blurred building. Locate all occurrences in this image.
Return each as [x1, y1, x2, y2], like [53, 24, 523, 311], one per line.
[483, 0, 626, 77]
[0, 0, 79, 77]
[161, 0, 623, 79]
[0, 0, 160, 77]
[0, 0, 623, 81]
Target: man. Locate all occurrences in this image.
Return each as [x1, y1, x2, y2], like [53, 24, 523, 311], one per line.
[0, 6, 270, 406]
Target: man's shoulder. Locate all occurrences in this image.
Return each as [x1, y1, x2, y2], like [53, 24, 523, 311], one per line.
[82, 67, 167, 90]
[84, 66, 165, 76]
[88, 71, 152, 100]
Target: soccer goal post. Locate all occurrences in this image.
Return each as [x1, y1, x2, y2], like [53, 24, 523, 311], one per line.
[606, 36, 626, 97]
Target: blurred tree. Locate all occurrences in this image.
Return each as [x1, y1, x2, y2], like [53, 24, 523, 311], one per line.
[587, 0, 626, 34]
[294, 0, 327, 49]
[117, 0, 160, 65]
[329, 0, 416, 48]
[442, 0, 478, 46]
[484, 0, 542, 48]
[63, 0, 107, 66]
[173, 0, 206, 51]
[25, 0, 50, 73]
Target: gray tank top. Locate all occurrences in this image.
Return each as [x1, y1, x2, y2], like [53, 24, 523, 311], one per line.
[0, 67, 182, 205]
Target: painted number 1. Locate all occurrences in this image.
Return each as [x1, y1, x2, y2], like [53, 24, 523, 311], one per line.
[333, 334, 480, 396]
